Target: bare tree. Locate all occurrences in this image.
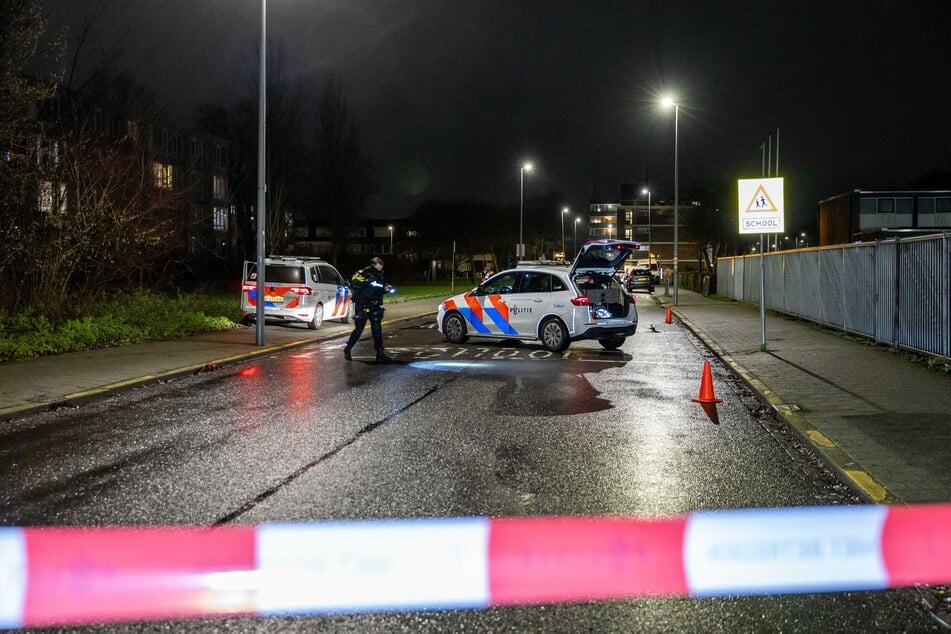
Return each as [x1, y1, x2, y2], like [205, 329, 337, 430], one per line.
[61, 0, 126, 96]
[10, 112, 183, 313]
[202, 43, 307, 261]
[0, 0, 63, 311]
[263, 46, 307, 255]
[312, 77, 372, 265]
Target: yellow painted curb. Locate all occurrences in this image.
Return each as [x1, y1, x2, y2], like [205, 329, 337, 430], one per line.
[673, 307, 900, 505]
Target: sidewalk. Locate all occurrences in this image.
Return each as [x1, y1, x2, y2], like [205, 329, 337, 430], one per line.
[661, 288, 951, 504]
[2, 290, 948, 505]
[0, 297, 440, 422]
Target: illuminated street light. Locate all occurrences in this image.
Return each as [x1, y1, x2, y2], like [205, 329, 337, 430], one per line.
[608, 223, 614, 239]
[388, 225, 394, 254]
[561, 207, 569, 258]
[574, 217, 581, 255]
[255, 0, 267, 346]
[662, 95, 679, 306]
[518, 162, 533, 259]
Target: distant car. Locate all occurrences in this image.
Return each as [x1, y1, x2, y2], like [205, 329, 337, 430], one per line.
[626, 267, 655, 294]
[436, 240, 640, 351]
[241, 256, 353, 329]
[634, 259, 661, 285]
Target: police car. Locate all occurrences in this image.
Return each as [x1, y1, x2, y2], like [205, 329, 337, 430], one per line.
[437, 240, 640, 351]
[241, 256, 353, 329]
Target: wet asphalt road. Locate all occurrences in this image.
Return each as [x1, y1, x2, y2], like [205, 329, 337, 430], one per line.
[0, 297, 941, 632]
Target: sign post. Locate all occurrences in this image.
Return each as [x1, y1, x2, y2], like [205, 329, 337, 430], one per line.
[738, 177, 785, 350]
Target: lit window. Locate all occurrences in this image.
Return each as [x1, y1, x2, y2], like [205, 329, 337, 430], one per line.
[213, 206, 228, 231]
[153, 162, 173, 189]
[38, 181, 66, 214]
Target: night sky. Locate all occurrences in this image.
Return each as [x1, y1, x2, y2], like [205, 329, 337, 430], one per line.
[45, 1, 951, 235]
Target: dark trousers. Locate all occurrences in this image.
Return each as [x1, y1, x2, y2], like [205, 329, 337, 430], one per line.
[346, 304, 384, 351]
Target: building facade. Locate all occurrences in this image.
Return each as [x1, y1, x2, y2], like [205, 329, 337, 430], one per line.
[588, 183, 693, 270]
[819, 189, 951, 245]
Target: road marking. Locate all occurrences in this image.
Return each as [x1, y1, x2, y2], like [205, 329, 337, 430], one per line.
[845, 470, 889, 503]
[807, 430, 835, 448]
[382, 346, 629, 363]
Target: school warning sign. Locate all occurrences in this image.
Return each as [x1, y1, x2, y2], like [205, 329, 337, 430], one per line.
[738, 177, 785, 234]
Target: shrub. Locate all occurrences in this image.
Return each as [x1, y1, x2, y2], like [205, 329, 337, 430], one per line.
[0, 292, 241, 362]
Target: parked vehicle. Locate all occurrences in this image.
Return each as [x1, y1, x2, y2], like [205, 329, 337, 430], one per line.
[436, 240, 639, 351]
[241, 256, 353, 329]
[634, 259, 661, 285]
[626, 267, 655, 293]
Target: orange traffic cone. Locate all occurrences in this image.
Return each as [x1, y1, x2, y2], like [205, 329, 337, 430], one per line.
[692, 360, 722, 403]
[664, 306, 673, 324]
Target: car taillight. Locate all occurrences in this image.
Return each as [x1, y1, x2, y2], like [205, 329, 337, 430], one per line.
[289, 287, 312, 295]
[570, 296, 591, 306]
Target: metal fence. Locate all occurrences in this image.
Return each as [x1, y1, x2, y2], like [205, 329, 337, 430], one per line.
[716, 233, 951, 359]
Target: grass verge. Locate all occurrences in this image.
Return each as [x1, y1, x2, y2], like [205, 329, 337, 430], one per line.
[0, 283, 458, 362]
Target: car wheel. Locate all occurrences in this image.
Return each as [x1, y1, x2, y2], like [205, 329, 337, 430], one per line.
[340, 301, 353, 324]
[599, 335, 626, 350]
[443, 312, 469, 344]
[308, 303, 324, 330]
[539, 317, 569, 352]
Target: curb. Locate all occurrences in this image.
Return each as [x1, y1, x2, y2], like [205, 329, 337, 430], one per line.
[0, 309, 439, 423]
[657, 297, 900, 505]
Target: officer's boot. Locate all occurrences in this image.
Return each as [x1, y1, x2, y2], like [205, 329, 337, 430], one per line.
[375, 349, 392, 363]
[343, 345, 352, 361]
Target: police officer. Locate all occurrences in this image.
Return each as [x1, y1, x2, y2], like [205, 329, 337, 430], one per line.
[343, 256, 393, 362]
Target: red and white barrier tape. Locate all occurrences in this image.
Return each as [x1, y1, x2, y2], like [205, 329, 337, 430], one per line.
[2, 504, 950, 629]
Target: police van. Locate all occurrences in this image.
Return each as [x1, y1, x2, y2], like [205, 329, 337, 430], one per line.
[241, 256, 352, 329]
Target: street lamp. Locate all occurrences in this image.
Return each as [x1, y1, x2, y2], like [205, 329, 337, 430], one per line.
[574, 217, 581, 254]
[561, 207, 568, 258]
[518, 162, 532, 259]
[662, 96, 679, 306]
[388, 225, 394, 254]
[254, 0, 267, 346]
[641, 187, 651, 270]
[608, 223, 613, 239]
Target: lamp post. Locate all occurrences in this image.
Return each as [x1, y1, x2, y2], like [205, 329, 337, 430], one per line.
[574, 217, 581, 254]
[662, 96, 679, 306]
[560, 207, 568, 258]
[254, 0, 267, 346]
[388, 225, 394, 254]
[641, 187, 651, 269]
[608, 223, 613, 239]
[518, 162, 532, 259]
